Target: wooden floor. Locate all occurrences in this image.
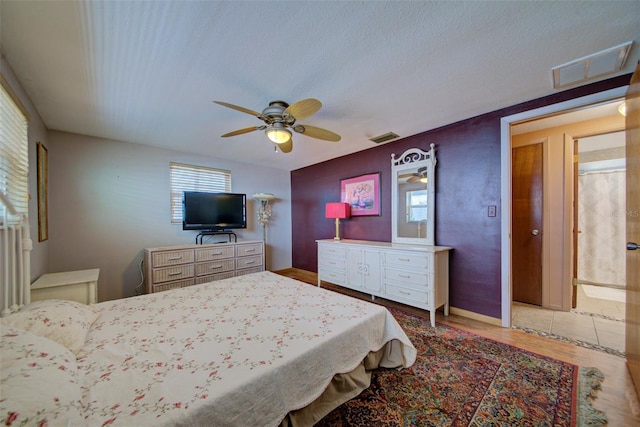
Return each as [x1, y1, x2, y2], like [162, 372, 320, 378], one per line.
[275, 268, 640, 426]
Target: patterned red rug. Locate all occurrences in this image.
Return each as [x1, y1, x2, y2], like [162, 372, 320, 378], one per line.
[317, 308, 607, 426]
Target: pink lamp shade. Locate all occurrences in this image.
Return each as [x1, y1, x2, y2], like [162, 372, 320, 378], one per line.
[325, 202, 351, 219]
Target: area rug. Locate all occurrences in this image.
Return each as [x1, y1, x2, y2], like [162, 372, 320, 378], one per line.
[317, 308, 607, 427]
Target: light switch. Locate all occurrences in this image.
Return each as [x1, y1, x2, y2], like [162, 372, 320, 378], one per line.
[488, 205, 497, 217]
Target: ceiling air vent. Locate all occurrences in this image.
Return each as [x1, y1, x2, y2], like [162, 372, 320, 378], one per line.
[369, 132, 400, 144]
[551, 41, 633, 89]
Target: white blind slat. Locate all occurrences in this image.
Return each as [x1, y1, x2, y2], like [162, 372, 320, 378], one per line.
[0, 83, 29, 222]
[169, 162, 231, 223]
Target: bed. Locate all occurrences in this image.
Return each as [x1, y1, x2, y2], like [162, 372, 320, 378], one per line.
[1, 271, 416, 426]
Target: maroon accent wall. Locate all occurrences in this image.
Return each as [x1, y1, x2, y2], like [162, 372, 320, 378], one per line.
[291, 74, 631, 319]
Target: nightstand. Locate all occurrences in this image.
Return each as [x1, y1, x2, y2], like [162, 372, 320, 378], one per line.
[31, 268, 99, 305]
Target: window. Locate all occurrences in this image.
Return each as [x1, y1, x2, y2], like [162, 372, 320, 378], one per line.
[406, 190, 427, 222]
[0, 77, 29, 222]
[169, 162, 231, 223]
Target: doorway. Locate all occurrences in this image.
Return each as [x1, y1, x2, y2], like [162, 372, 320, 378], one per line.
[509, 127, 627, 354]
[499, 86, 627, 328]
[575, 131, 626, 318]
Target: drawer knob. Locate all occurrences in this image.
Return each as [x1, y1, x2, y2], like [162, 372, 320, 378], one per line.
[211, 265, 222, 270]
[245, 261, 255, 265]
[168, 272, 182, 277]
[398, 258, 410, 262]
[169, 256, 183, 261]
[245, 248, 256, 252]
[399, 290, 410, 295]
[212, 252, 222, 255]
[399, 274, 410, 279]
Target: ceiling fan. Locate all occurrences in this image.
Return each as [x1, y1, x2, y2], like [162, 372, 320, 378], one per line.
[213, 98, 341, 153]
[407, 167, 429, 183]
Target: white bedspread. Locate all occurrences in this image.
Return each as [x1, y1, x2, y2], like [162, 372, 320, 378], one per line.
[79, 271, 416, 426]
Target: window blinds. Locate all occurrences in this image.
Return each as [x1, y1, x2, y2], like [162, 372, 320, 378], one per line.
[169, 162, 231, 223]
[0, 82, 29, 222]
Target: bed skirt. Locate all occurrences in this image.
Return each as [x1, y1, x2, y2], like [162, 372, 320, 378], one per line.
[281, 339, 404, 427]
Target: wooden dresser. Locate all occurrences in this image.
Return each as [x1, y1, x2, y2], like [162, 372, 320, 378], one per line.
[144, 241, 264, 293]
[317, 239, 451, 327]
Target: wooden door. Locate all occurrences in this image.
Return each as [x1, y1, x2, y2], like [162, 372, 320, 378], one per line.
[626, 61, 640, 396]
[512, 143, 543, 305]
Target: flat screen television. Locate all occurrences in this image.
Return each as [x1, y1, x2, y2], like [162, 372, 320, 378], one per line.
[182, 192, 247, 231]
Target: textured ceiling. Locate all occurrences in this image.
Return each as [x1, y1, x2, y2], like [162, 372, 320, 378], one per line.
[1, 1, 639, 171]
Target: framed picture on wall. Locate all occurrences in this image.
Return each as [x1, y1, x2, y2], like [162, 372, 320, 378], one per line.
[340, 172, 381, 216]
[37, 141, 48, 241]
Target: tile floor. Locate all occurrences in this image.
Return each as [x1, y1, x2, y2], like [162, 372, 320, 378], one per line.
[511, 284, 626, 355]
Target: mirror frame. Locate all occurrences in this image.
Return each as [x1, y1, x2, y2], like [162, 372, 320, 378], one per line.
[391, 144, 437, 245]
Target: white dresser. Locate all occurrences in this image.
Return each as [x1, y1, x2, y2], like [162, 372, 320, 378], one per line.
[31, 269, 99, 305]
[317, 239, 451, 327]
[144, 241, 264, 293]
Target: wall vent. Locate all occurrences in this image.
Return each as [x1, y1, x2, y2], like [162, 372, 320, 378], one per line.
[369, 132, 400, 144]
[551, 41, 633, 89]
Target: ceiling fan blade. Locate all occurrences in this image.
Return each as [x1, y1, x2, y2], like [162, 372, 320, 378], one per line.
[407, 176, 420, 183]
[221, 126, 262, 137]
[213, 101, 262, 118]
[284, 98, 322, 120]
[293, 124, 341, 142]
[278, 139, 293, 153]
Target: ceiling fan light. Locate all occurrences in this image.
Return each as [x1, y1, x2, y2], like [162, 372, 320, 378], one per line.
[420, 177, 428, 183]
[266, 127, 291, 144]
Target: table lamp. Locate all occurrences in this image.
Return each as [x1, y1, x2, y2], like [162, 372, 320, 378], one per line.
[325, 202, 350, 240]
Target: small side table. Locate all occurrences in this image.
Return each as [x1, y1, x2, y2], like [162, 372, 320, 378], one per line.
[31, 269, 99, 305]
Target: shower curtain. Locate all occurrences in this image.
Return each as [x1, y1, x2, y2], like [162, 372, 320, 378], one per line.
[577, 170, 626, 287]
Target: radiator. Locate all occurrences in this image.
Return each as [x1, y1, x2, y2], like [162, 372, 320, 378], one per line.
[0, 190, 32, 316]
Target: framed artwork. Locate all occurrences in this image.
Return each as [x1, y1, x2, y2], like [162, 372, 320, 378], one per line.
[37, 141, 48, 241]
[340, 172, 381, 216]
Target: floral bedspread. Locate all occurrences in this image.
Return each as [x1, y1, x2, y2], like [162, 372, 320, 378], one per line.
[78, 271, 416, 426]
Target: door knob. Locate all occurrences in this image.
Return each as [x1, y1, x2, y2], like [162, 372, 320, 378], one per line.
[628, 242, 639, 250]
[531, 229, 540, 236]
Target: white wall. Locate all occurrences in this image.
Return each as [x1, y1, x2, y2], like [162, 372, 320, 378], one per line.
[47, 131, 292, 302]
[0, 56, 50, 281]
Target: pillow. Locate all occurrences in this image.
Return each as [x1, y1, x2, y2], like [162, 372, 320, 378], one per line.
[0, 326, 85, 426]
[0, 299, 100, 355]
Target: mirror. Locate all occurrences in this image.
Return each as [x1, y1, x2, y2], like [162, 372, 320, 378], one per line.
[391, 144, 436, 245]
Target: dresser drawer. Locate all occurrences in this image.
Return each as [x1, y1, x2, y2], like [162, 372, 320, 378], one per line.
[152, 264, 195, 284]
[152, 278, 194, 293]
[319, 269, 345, 284]
[235, 266, 264, 276]
[236, 243, 263, 257]
[152, 249, 194, 268]
[384, 268, 430, 288]
[236, 255, 263, 269]
[385, 283, 429, 306]
[196, 259, 235, 276]
[319, 244, 347, 260]
[385, 251, 430, 270]
[196, 246, 235, 262]
[319, 257, 346, 272]
[195, 271, 235, 284]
